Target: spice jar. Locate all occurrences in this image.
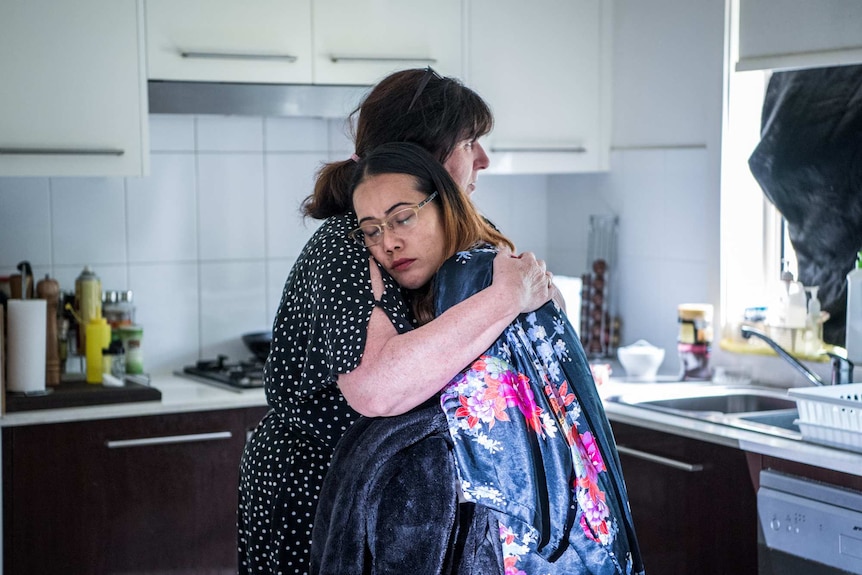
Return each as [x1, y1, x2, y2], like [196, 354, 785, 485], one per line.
[678, 304, 713, 380]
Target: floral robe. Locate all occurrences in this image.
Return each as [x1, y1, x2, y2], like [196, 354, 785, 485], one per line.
[435, 247, 645, 575]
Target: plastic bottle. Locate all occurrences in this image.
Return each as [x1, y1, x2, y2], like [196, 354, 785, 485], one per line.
[75, 266, 101, 351]
[85, 317, 111, 384]
[846, 251, 862, 364]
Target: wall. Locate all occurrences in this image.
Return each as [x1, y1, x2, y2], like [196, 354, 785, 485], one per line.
[0, 115, 551, 376]
[546, 0, 727, 375]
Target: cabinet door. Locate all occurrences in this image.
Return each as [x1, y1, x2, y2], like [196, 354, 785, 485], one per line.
[3, 407, 269, 574]
[146, 0, 314, 83]
[612, 422, 758, 575]
[312, 0, 463, 85]
[737, 0, 862, 71]
[0, 0, 148, 177]
[468, 0, 611, 173]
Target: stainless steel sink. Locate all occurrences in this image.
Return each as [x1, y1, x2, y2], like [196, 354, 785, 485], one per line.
[605, 384, 802, 440]
[635, 393, 796, 414]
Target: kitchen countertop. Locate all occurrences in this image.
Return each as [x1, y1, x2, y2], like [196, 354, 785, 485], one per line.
[0, 374, 268, 427]
[2, 375, 859, 477]
[599, 379, 862, 477]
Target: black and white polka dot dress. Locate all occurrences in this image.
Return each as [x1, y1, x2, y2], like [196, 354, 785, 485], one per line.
[238, 213, 413, 575]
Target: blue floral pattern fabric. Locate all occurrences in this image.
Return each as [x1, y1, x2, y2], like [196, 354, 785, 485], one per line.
[435, 247, 645, 575]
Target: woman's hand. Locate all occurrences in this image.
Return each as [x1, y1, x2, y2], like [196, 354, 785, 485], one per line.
[492, 249, 552, 314]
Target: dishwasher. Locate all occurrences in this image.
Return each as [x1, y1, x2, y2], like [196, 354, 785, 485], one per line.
[758, 469, 862, 574]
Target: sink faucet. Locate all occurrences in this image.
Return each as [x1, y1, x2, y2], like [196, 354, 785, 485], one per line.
[740, 326, 854, 386]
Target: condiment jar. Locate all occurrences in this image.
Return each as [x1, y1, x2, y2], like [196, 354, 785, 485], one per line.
[678, 304, 713, 380]
[118, 324, 144, 374]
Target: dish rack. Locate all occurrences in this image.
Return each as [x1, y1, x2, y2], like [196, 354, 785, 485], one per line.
[788, 383, 862, 453]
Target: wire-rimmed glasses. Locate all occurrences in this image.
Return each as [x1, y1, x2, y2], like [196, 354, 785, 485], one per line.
[348, 191, 439, 247]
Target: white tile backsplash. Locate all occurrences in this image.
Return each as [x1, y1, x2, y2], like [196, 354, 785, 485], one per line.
[198, 154, 266, 260]
[149, 115, 195, 152]
[196, 116, 265, 152]
[50, 177, 127, 266]
[0, 178, 52, 268]
[129, 262, 200, 374]
[265, 117, 329, 152]
[127, 154, 198, 263]
[265, 152, 326, 258]
[199, 260, 269, 361]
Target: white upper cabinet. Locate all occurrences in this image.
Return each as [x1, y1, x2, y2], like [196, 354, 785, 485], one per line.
[312, 0, 463, 85]
[0, 0, 149, 177]
[737, 0, 862, 71]
[145, 0, 314, 83]
[467, 0, 612, 173]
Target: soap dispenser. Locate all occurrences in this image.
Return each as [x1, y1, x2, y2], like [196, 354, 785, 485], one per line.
[846, 251, 862, 364]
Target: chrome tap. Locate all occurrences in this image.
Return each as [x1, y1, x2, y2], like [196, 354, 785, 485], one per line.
[740, 325, 854, 386]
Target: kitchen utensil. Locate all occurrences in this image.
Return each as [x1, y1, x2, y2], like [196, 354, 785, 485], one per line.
[617, 339, 665, 381]
[242, 331, 272, 363]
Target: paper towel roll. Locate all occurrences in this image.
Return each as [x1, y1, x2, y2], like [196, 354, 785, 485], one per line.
[7, 299, 47, 394]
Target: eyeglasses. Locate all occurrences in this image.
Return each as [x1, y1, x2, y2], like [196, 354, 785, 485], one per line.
[407, 66, 443, 112]
[349, 191, 438, 247]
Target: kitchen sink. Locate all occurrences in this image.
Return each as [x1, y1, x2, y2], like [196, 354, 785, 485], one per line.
[634, 393, 796, 414]
[604, 384, 802, 440]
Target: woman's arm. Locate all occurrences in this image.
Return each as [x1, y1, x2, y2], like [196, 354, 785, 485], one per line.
[339, 250, 550, 417]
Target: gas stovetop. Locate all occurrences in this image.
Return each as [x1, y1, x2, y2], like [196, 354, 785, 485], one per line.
[178, 355, 264, 392]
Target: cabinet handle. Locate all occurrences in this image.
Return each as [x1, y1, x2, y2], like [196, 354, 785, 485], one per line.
[0, 147, 125, 156]
[490, 146, 587, 154]
[180, 51, 298, 63]
[616, 445, 705, 473]
[106, 431, 233, 449]
[329, 55, 437, 65]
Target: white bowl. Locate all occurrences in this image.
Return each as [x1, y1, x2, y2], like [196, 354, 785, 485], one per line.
[617, 340, 665, 381]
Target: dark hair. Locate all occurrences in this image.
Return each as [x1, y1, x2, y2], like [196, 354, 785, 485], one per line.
[304, 68, 494, 219]
[350, 142, 512, 324]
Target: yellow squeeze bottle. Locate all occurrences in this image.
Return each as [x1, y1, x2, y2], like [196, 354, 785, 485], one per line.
[86, 317, 111, 384]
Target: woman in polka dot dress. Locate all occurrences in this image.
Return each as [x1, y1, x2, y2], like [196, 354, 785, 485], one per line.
[237, 68, 553, 575]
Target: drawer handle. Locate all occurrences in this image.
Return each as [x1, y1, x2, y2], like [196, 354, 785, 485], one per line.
[616, 445, 705, 473]
[180, 51, 298, 63]
[0, 147, 125, 156]
[490, 146, 587, 154]
[329, 55, 437, 65]
[106, 431, 232, 449]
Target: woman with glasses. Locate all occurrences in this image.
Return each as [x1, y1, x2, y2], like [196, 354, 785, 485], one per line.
[311, 142, 644, 575]
[238, 68, 553, 575]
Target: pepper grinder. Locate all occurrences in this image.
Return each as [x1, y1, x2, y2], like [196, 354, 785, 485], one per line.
[36, 274, 61, 387]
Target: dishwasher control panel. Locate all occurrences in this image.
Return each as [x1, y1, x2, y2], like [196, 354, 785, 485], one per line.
[758, 470, 862, 574]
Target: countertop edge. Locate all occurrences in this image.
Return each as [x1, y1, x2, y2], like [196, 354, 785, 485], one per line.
[603, 401, 862, 477]
[0, 374, 269, 427]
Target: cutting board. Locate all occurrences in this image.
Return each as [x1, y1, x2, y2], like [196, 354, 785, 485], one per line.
[5, 379, 162, 412]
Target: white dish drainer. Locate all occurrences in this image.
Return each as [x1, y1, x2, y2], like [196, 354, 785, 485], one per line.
[788, 382, 862, 453]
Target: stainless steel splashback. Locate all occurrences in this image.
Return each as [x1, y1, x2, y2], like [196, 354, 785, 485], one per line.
[148, 81, 370, 118]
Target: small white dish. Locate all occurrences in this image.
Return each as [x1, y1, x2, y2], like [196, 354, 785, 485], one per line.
[617, 339, 665, 381]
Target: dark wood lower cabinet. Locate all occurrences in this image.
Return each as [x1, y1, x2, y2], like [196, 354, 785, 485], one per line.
[611, 422, 758, 575]
[3, 406, 269, 574]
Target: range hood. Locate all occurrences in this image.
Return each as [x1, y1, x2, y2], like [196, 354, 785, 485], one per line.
[148, 81, 371, 118]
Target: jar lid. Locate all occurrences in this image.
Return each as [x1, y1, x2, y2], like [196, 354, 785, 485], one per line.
[678, 303, 713, 320]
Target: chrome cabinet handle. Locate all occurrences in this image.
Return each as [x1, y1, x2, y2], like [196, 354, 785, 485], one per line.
[180, 51, 298, 62]
[490, 146, 587, 153]
[329, 55, 437, 64]
[616, 445, 705, 473]
[106, 431, 232, 449]
[0, 148, 125, 156]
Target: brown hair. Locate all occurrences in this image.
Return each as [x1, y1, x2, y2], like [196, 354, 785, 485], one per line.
[304, 68, 494, 219]
[350, 142, 513, 324]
